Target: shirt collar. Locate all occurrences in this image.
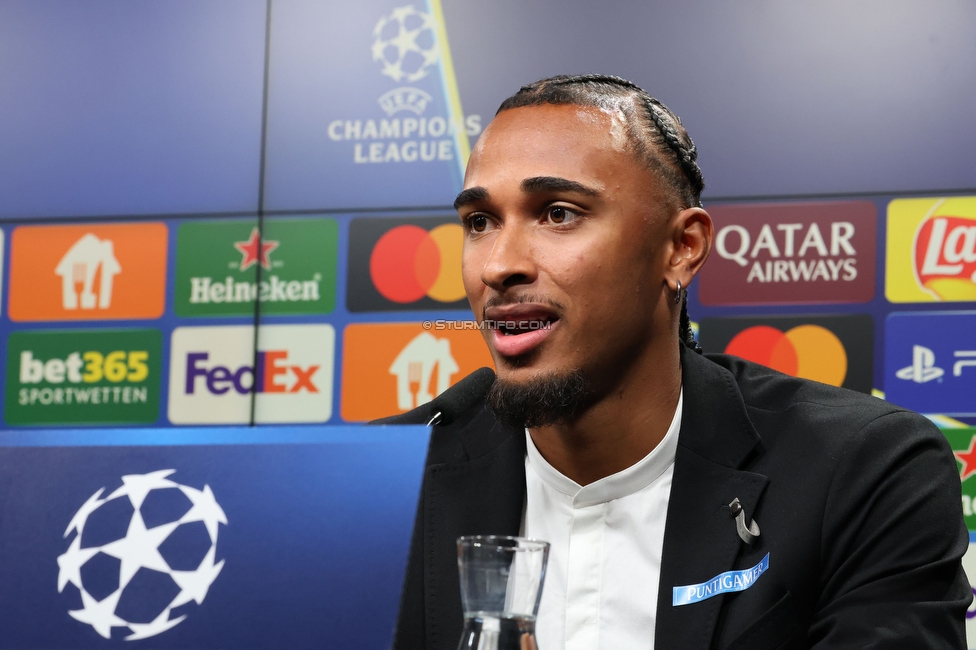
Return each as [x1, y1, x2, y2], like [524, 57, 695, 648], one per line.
[525, 387, 682, 508]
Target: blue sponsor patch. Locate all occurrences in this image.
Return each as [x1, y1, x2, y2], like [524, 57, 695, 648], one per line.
[672, 553, 770, 606]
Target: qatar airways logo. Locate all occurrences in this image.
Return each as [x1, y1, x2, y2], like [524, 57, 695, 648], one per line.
[168, 325, 334, 424]
[698, 201, 876, 306]
[714, 221, 858, 282]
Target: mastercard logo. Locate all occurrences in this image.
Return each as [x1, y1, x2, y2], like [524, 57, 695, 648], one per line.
[369, 224, 466, 304]
[725, 324, 848, 387]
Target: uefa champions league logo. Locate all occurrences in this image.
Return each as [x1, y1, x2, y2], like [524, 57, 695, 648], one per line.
[371, 5, 440, 83]
[56, 470, 227, 640]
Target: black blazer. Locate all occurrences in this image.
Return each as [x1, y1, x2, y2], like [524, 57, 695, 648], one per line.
[377, 346, 971, 649]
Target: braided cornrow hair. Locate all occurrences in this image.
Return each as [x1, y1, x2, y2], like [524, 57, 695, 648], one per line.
[679, 289, 702, 353]
[497, 74, 704, 353]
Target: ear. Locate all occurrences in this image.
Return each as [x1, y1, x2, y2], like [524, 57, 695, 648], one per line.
[666, 207, 713, 289]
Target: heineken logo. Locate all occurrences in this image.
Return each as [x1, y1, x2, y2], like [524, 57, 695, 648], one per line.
[175, 218, 337, 317]
[5, 329, 161, 425]
[943, 428, 976, 532]
[955, 434, 976, 483]
[188, 274, 323, 305]
[234, 227, 279, 270]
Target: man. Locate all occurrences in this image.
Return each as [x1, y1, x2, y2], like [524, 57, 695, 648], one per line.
[378, 75, 970, 649]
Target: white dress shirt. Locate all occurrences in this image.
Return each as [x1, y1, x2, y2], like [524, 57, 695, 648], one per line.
[522, 389, 682, 650]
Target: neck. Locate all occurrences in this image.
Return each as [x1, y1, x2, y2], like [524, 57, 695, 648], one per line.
[528, 340, 683, 486]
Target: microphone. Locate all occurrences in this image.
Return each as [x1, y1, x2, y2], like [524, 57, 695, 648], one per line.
[425, 367, 496, 426]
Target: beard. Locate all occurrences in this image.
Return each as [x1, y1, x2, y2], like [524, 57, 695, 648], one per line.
[486, 369, 591, 429]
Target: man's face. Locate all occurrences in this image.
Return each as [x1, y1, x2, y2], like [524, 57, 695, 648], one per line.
[457, 103, 679, 393]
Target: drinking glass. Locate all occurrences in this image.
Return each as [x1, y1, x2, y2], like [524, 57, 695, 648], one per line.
[456, 535, 550, 650]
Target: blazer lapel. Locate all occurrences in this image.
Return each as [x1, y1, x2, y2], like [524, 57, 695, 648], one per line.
[423, 411, 526, 650]
[656, 348, 769, 649]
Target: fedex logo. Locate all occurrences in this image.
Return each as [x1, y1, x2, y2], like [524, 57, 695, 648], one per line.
[184, 351, 319, 395]
[168, 325, 334, 424]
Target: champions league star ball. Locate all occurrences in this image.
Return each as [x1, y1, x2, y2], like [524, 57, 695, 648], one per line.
[56, 470, 227, 641]
[371, 5, 440, 83]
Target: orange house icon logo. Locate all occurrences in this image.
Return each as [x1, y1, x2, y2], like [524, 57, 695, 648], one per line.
[55, 234, 122, 310]
[341, 323, 492, 422]
[9, 223, 167, 322]
[388, 332, 461, 410]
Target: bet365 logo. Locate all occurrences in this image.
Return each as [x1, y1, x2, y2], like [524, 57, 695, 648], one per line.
[20, 349, 149, 385]
[5, 330, 161, 425]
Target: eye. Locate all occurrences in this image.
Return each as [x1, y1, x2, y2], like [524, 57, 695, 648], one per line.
[464, 214, 490, 233]
[545, 205, 580, 225]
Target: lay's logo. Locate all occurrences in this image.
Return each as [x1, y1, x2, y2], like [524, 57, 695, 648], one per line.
[887, 197, 976, 302]
[914, 216, 976, 298]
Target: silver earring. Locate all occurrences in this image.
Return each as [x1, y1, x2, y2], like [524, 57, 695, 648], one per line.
[674, 280, 682, 304]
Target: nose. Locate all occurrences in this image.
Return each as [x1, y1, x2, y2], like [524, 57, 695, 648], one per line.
[480, 221, 537, 291]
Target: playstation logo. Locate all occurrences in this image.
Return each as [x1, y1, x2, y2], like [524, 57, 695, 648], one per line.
[895, 345, 945, 383]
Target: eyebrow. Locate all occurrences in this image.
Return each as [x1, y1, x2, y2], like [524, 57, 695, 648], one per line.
[453, 176, 601, 211]
[521, 176, 600, 196]
[454, 187, 489, 210]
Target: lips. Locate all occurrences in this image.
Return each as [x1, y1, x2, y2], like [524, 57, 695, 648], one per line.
[484, 304, 560, 358]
